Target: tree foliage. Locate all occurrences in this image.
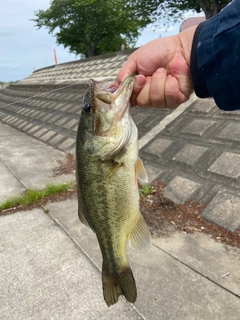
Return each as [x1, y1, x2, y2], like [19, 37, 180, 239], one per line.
[32, 0, 163, 57]
[160, 0, 231, 20]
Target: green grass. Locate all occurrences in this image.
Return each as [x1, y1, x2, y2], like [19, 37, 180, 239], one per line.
[139, 184, 154, 197]
[0, 181, 76, 212]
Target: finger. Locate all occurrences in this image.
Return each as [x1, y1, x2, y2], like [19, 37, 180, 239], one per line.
[149, 68, 168, 108]
[165, 75, 189, 109]
[130, 74, 146, 106]
[135, 77, 152, 108]
[167, 53, 193, 100]
[117, 53, 137, 84]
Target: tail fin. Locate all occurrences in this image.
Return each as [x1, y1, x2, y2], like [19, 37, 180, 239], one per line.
[102, 264, 137, 307]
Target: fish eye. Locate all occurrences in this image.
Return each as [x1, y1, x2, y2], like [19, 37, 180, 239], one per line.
[83, 103, 91, 113]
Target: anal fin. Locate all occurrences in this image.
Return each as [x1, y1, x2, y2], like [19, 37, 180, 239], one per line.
[128, 214, 151, 252]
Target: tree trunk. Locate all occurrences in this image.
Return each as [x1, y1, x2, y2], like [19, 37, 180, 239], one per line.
[197, 0, 230, 19]
[87, 46, 95, 57]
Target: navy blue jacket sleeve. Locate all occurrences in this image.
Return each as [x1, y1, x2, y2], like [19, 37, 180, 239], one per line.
[190, 0, 240, 111]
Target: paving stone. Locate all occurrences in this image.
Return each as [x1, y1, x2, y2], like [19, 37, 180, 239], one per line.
[58, 138, 75, 151]
[144, 138, 173, 157]
[67, 105, 81, 114]
[173, 144, 208, 166]
[33, 128, 48, 138]
[190, 98, 217, 114]
[132, 112, 146, 126]
[59, 104, 73, 112]
[35, 112, 47, 120]
[18, 108, 28, 115]
[215, 122, 240, 142]
[220, 109, 240, 117]
[103, 68, 116, 76]
[33, 100, 43, 107]
[28, 125, 41, 135]
[72, 124, 78, 132]
[64, 93, 78, 102]
[24, 123, 34, 131]
[201, 192, 240, 231]
[14, 119, 24, 127]
[48, 133, 66, 146]
[45, 114, 61, 124]
[1, 115, 11, 122]
[69, 145, 76, 155]
[164, 176, 200, 204]
[41, 130, 57, 142]
[41, 113, 53, 122]
[36, 101, 47, 108]
[63, 118, 80, 130]
[27, 110, 36, 117]
[44, 101, 58, 110]
[7, 117, 18, 124]
[55, 117, 70, 127]
[181, 119, 216, 136]
[30, 100, 41, 108]
[144, 111, 170, 130]
[208, 152, 240, 179]
[17, 121, 30, 130]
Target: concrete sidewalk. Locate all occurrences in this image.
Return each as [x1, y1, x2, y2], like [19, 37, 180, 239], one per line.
[0, 123, 240, 320]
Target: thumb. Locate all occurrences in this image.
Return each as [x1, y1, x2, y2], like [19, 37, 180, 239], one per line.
[131, 74, 146, 106]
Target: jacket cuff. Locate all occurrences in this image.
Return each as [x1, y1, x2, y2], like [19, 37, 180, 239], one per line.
[190, 21, 210, 98]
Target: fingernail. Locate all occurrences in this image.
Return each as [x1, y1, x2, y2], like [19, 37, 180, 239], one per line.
[135, 75, 145, 88]
[156, 68, 165, 72]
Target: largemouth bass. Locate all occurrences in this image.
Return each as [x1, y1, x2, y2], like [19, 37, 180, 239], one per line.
[76, 74, 151, 306]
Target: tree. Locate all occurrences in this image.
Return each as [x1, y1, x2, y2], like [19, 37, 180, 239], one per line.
[160, 0, 231, 20]
[32, 0, 163, 58]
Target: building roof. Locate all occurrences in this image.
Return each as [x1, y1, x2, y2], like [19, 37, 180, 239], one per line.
[180, 17, 206, 31]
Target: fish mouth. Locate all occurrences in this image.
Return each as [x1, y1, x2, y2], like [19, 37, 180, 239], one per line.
[83, 74, 135, 159]
[88, 74, 135, 115]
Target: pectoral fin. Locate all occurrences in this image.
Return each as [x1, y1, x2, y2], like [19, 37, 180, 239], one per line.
[78, 205, 95, 233]
[78, 207, 91, 228]
[128, 214, 151, 252]
[136, 157, 148, 185]
[104, 162, 121, 180]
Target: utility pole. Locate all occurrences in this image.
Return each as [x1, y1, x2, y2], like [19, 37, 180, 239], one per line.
[53, 49, 58, 65]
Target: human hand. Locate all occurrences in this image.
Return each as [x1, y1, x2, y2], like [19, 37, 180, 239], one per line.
[117, 26, 197, 109]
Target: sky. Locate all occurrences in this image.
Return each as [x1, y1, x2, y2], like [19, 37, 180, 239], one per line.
[0, 0, 203, 82]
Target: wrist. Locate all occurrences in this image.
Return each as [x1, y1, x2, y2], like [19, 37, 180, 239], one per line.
[177, 25, 197, 66]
